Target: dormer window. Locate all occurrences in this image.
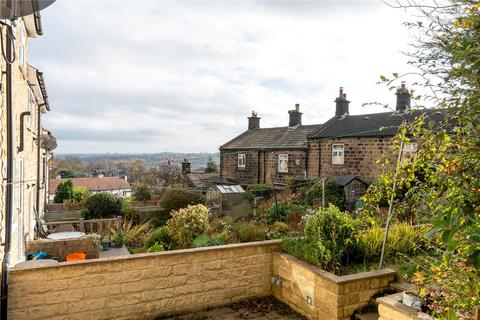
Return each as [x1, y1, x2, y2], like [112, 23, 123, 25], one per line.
[332, 144, 344, 165]
[238, 153, 246, 168]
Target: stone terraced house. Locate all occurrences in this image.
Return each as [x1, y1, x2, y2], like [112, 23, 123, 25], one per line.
[220, 83, 445, 187]
[0, 14, 56, 265]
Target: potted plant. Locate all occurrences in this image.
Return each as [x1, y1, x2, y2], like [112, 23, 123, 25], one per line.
[100, 235, 110, 251]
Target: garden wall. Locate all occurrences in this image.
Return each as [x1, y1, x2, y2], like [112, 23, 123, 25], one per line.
[377, 293, 434, 320]
[25, 237, 100, 261]
[9, 240, 280, 320]
[272, 252, 396, 320]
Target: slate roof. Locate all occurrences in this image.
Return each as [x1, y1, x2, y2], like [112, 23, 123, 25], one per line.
[312, 175, 367, 187]
[311, 109, 445, 139]
[49, 177, 131, 194]
[185, 172, 222, 189]
[220, 124, 324, 150]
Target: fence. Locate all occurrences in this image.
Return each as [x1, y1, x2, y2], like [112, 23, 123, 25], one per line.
[44, 217, 122, 243]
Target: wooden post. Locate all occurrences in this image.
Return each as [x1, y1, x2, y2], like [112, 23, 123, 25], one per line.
[107, 221, 112, 243]
[79, 218, 85, 232]
[474, 306, 479, 320]
[116, 216, 122, 235]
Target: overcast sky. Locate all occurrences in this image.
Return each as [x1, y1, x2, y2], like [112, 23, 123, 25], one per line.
[30, 0, 419, 154]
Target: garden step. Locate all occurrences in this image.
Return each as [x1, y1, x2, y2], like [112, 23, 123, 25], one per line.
[354, 312, 379, 320]
[389, 280, 414, 292]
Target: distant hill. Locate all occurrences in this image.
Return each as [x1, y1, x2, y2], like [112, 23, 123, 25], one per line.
[54, 152, 219, 171]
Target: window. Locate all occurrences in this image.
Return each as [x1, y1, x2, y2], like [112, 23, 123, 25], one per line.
[332, 144, 344, 165]
[278, 154, 289, 173]
[237, 153, 246, 168]
[401, 142, 418, 162]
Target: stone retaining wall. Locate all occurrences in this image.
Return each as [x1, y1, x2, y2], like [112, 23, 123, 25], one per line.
[25, 237, 100, 261]
[9, 240, 281, 320]
[272, 252, 396, 320]
[377, 293, 434, 320]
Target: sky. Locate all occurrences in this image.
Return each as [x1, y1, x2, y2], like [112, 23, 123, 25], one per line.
[29, 0, 420, 154]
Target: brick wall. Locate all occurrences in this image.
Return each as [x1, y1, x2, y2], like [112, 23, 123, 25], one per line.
[272, 252, 395, 320]
[377, 293, 434, 320]
[9, 240, 281, 320]
[220, 150, 259, 184]
[318, 137, 396, 184]
[25, 237, 100, 262]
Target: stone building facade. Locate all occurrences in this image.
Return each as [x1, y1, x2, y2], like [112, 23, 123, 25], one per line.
[0, 15, 56, 266]
[220, 84, 444, 187]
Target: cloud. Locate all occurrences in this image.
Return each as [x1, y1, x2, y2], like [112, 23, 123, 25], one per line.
[29, 0, 418, 153]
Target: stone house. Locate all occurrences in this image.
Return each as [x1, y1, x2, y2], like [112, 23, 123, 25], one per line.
[219, 106, 323, 186]
[48, 176, 132, 202]
[0, 15, 56, 265]
[220, 83, 444, 187]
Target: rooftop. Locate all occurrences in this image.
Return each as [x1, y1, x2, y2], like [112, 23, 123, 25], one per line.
[49, 176, 131, 193]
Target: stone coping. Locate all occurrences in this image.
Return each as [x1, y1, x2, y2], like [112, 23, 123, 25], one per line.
[377, 292, 434, 319]
[274, 252, 396, 284]
[10, 239, 282, 273]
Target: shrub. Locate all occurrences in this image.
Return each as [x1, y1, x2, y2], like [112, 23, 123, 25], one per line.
[258, 198, 307, 224]
[160, 188, 206, 214]
[233, 222, 266, 243]
[72, 186, 90, 202]
[244, 184, 272, 203]
[166, 204, 210, 248]
[146, 242, 165, 253]
[54, 180, 74, 203]
[143, 226, 176, 250]
[83, 192, 123, 219]
[297, 204, 357, 273]
[304, 178, 345, 210]
[149, 209, 171, 228]
[113, 233, 124, 248]
[121, 220, 151, 247]
[191, 234, 225, 248]
[281, 237, 327, 267]
[265, 222, 289, 240]
[133, 184, 153, 201]
[123, 207, 140, 224]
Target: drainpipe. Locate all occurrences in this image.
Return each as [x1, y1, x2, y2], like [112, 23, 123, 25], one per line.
[1, 21, 15, 320]
[18, 111, 31, 152]
[304, 148, 309, 180]
[257, 151, 260, 184]
[35, 104, 42, 232]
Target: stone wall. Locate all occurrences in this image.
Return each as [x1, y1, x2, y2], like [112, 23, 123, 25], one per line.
[25, 237, 100, 261]
[272, 252, 396, 320]
[9, 240, 281, 320]
[377, 293, 434, 320]
[220, 149, 308, 186]
[318, 137, 396, 184]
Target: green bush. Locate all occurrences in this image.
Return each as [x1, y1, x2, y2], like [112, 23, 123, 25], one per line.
[133, 184, 153, 201]
[83, 192, 123, 219]
[191, 234, 225, 248]
[146, 242, 165, 253]
[149, 209, 171, 228]
[160, 188, 206, 214]
[233, 222, 266, 242]
[304, 178, 345, 210]
[123, 207, 140, 224]
[281, 204, 356, 274]
[258, 199, 306, 224]
[265, 221, 289, 240]
[143, 226, 176, 250]
[72, 186, 90, 202]
[54, 180, 74, 203]
[166, 204, 210, 248]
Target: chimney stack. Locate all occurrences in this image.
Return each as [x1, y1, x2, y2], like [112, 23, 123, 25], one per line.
[288, 103, 302, 127]
[395, 81, 411, 112]
[248, 111, 260, 130]
[335, 87, 350, 117]
[182, 158, 191, 175]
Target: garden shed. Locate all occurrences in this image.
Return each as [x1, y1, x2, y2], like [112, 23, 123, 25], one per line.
[334, 175, 368, 209]
[206, 184, 245, 216]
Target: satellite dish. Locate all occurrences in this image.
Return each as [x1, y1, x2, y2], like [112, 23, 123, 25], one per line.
[0, 0, 55, 19]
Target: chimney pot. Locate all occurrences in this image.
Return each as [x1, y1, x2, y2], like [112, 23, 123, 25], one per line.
[247, 111, 261, 130]
[396, 82, 411, 112]
[335, 87, 350, 117]
[288, 104, 302, 127]
[182, 159, 191, 175]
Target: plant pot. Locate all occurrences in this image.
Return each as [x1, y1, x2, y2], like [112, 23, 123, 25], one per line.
[100, 242, 110, 251]
[402, 291, 423, 310]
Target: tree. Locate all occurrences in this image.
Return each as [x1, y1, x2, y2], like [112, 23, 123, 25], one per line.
[132, 183, 153, 201]
[72, 186, 90, 202]
[82, 192, 123, 219]
[136, 163, 183, 198]
[205, 157, 218, 173]
[53, 180, 74, 203]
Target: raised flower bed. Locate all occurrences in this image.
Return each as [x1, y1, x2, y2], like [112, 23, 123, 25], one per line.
[377, 293, 434, 320]
[272, 252, 396, 320]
